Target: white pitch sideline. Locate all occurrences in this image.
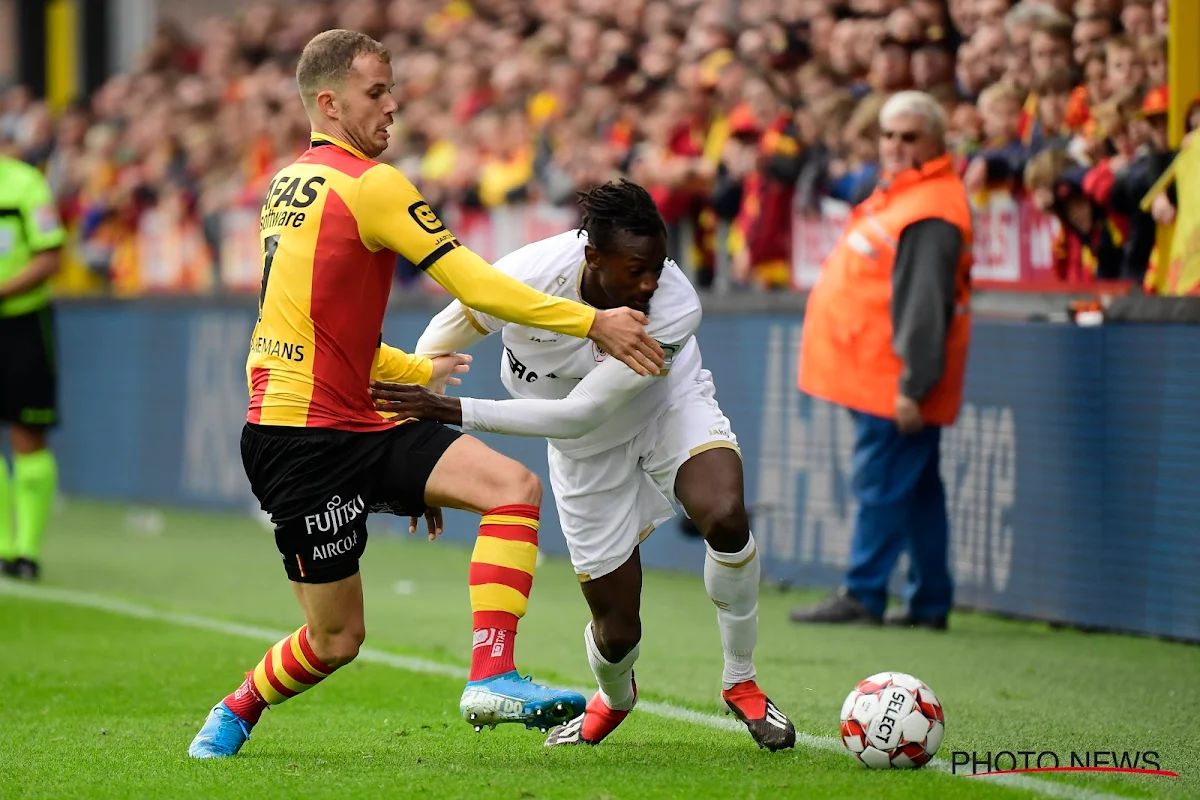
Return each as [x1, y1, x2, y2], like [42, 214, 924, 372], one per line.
[0, 580, 1125, 800]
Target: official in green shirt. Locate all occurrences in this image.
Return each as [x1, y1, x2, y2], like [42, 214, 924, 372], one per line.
[0, 143, 66, 581]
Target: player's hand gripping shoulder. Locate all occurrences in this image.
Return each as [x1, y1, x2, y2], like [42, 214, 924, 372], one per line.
[586, 308, 665, 377]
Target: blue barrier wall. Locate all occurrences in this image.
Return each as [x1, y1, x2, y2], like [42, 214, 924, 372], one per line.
[51, 302, 1200, 642]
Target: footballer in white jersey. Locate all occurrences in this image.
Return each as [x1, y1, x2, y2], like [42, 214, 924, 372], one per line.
[372, 181, 795, 752]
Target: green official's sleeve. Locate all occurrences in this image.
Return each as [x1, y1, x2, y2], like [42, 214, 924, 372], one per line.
[20, 171, 66, 253]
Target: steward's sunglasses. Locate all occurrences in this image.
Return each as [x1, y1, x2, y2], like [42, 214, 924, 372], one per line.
[882, 130, 920, 143]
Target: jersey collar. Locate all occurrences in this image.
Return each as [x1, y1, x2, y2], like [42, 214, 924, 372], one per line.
[309, 132, 371, 161]
[574, 257, 589, 302]
[874, 152, 955, 195]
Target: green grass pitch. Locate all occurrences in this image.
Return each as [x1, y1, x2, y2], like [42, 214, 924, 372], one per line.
[1, 500, 1197, 799]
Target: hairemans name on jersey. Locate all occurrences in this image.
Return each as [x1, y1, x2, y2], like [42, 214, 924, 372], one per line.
[250, 336, 306, 362]
[950, 749, 1177, 777]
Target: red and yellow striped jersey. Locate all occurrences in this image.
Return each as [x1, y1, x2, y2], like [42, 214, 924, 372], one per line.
[247, 133, 597, 431]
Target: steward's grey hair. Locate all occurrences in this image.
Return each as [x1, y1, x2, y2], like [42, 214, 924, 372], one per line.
[879, 91, 948, 140]
[1004, 0, 1072, 36]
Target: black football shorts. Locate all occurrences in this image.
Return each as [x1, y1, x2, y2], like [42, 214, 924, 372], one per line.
[241, 420, 461, 583]
[0, 306, 58, 428]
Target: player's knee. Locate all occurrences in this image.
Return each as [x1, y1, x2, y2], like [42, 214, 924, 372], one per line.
[504, 467, 542, 507]
[310, 624, 366, 669]
[697, 497, 750, 553]
[594, 616, 641, 663]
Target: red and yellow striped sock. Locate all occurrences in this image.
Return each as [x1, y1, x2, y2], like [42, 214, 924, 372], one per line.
[468, 504, 539, 681]
[223, 625, 335, 724]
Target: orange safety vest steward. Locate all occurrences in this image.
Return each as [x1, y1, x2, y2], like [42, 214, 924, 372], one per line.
[799, 153, 973, 426]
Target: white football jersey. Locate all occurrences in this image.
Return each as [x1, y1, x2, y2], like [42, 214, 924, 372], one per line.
[451, 229, 703, 458]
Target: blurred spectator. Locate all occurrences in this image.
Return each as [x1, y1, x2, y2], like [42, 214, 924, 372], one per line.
[826, 93, 886, 205]
[971, 24, 1009, 91]
[1025, 146, 1122, 280]
[1108, 84, 1176, 281]
[1072, 13, 1114, 67]
[726, 79, 803, 291]
[1027, 67, 1076, 152]
[1139, 35, 1167, 93]
[1120, 0, 1155, 39]
[1065, 47, 1109, 133]
[1077, 92, 1140, 257]
[947, 102, 985, 168]
[1030, 14, 1075, 81]
[911, 34, 957, 95]
[1104, 36, 1144, 98]
[964, 82, 1027, 193]
[1020, 14, 1075, 141]
[870, 35, 915, 95]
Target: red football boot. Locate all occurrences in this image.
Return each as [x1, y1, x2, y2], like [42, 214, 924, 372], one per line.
[722, 680, 796, 751]
[544, 675, 638, 747]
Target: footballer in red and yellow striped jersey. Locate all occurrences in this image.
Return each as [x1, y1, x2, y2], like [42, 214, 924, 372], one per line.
[189, 29, 663, 760]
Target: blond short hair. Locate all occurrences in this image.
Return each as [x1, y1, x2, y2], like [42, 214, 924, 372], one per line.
[296, 29, 391, 110]
[1089, 98, 1126, 140]
[1137, 33, 1167, 60]
[1023, 147, 1070, 193]
[1032, 15, 1073, 45]
[977, 82, 1026, 111]
[1104, 34, 1137, 58]
[846, 93, 888, 140]
[1005, 0, 1072, 35]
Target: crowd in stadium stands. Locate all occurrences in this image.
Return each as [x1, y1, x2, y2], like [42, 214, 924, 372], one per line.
[1, 0, 1197, 294]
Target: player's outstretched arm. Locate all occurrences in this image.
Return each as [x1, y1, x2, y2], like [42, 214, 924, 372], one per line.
[370, 352, 663, 439]
[355, 165, 664, 375]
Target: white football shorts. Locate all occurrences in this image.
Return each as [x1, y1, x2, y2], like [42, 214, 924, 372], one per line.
[546, 369, 739, 582]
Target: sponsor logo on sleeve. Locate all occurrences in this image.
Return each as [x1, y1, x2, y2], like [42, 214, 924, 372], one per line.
[34, 204, 61, 235]
[408, 201, 446, 234]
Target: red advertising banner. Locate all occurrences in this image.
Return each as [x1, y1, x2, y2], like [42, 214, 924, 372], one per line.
[790, 191, 1061, 290]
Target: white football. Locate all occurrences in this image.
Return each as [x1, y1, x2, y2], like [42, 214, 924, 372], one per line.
[839, 671, 944, 769]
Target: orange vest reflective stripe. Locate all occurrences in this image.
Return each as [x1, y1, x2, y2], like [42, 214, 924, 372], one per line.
[799, 154, 973, 426]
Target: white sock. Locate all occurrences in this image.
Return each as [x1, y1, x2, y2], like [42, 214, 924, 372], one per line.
[704, 532, 760, 689]
[585, 621, 639, 711]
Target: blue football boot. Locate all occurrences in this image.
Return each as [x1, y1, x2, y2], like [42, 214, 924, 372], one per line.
[459, 671, 587, 733]
[188, 702, 253, 758]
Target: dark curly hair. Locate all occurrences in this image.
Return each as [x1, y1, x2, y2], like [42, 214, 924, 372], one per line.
[576, 180, 667, 254]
